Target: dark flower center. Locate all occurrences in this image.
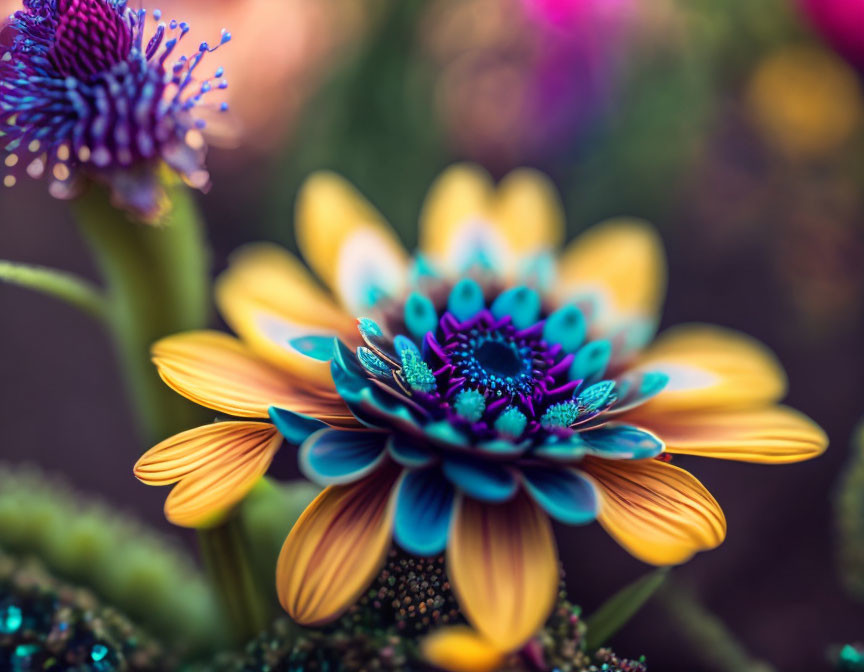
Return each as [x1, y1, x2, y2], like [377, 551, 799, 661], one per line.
[473, 339, 524, 380]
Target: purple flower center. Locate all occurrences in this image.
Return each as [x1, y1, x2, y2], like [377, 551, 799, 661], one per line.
[52, 0, 133, 79]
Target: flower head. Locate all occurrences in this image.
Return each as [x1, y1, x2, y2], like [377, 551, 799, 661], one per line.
[134, 164, 828, 653]
[0, 0, 230, 218]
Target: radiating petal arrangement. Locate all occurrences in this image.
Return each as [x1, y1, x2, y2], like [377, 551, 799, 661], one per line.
[135, 163, 828, 654]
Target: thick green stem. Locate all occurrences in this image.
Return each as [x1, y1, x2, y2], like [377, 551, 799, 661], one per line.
[657, 581, 775, 672]
[198, 514, 272, 645]
[73, 179, 211, 445]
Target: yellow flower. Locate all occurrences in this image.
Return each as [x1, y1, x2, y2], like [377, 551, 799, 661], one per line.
[135, 164, 827, 653]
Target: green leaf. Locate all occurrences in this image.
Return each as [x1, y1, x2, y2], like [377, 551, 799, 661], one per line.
[0, 259, 106, 321]
[586, 567, 669, 650]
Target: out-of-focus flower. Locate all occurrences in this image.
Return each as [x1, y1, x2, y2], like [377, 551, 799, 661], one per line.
[0, 0, 230, 218]
[422, 0, 635, 170]
[798, 0, 864, 71]
[746, 46, 864, 160]
[135, 164, 826, 655]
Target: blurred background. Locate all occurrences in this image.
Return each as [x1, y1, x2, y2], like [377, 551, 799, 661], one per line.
[2, 0, 864, 669]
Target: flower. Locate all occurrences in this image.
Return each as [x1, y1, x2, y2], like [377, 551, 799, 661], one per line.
[135, 164, 827, 652]
[0, 0, 230, 218]
[797, 0, 864, 72]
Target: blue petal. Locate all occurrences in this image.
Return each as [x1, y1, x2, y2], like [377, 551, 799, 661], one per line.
[288, 335, 336, 362]
[448, 278, 486, 322]
[388, 434, 436, 468]
[490, 286, 541, 329]
[268, 406, 328, 445]
[581, 424, 664, 459]
[357, 346, 392, 378]
[394, 468, 455, 556]
[534, 434, 589, 461]
[521, 466, 597, 525]
[611, 371, 669, 413]
[543, 305, 586, 353]
[442, 456, 517, 502]
[569, 340, 612, 384]
[404, 292, 438, 340]
[299, 429, 387, 485]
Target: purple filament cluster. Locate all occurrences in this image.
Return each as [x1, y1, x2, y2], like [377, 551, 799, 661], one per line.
[0, 0, 230, 211]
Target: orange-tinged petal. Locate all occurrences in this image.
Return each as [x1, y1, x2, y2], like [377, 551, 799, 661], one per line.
[152, 331, 346, 419]
[277, 465, 399, 626]
[216, 243, 354, 387]
[626, 405, 827, 464]
[133, 421, 282, 528]
[583, 457, 726, 566]
[134, 421, 279, 486]
[558, 219, 666, 322]
[419, 163, 496, 261]
[493, 168, 565, 256]
[634, 324, 787, 413]
[295, 171, 409, 313]
[448, 492, 559, 651]
[422, 626, 505, 672]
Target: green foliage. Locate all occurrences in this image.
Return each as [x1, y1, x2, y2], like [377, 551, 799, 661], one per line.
[0, 463, 222, 652]
[836, 423, 864, 600]
[0, 260, 106, 321]
[585, 568, 669, 650]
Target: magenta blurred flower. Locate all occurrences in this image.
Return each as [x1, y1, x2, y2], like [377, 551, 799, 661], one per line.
[798, 0, 864, 71]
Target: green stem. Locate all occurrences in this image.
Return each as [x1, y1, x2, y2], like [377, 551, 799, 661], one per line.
[657, 581, 775, 672]
[73, 179, 211, 445]
[0, 260, 107, 322]
[198, 515, 272, 645]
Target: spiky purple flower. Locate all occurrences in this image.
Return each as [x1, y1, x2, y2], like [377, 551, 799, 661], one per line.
[0, 0, 230, 219]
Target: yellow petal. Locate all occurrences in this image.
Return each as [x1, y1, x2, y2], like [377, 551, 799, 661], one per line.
[422, 626, 505, 672]
[493, 168, 565, 255]
[634, 324, 787, 413]
[152, 331, 347, 419]
[216, 243, 354, 387]
[626, 405, 827, 464]
[419, 163, 495, 261]
[277, 466, 399, 626]
[557, 219, 666, 322]
[134, 421, 279, 485]
[134, 422, 281, 528]
[295, 171, 408, 313]
[583, 457, 726, 566]
[448, 492, 558, 651]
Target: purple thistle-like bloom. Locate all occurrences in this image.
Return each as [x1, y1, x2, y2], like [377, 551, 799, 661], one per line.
[0, 0, 231, 219]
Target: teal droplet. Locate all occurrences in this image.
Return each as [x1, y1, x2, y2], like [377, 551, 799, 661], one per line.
[448, 278, 485, 322]
[404, 292, 438, 339]
[453, 389, 486, 422]
[569, 339, 612, 383]
[543, 304, 586, 353]
[639, 371, 669, 397]
[494, 406, 527, 438]
[490, 286, 541, 329]
[91, 644, 109, 662]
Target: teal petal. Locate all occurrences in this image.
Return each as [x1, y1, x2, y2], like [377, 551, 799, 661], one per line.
[442, 456, 517, 502]
[522, 466, 597, 525]
[575, 381, 617, 416]
[404, 292, 438, 340]
[268, 406, 328, 445]
[394, 334, 420, 358]
[357, 347, 392, 378]
[448, 278, 486, 322]
[543, 305, 586, 353]
[569, 340, 612, 383]
[288, 335, 336, 362]
[534, 434, 590, 461]
[611, 371, 669, 413]
[582, 424, 664, 459]
[394, 468, 455, 556]
[424, 420, 469, 448]
[518, 252, 556, 291]
[490, 286, 541, 329]
[388, 435, 436, 468]
[299, 429, 387, 485]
